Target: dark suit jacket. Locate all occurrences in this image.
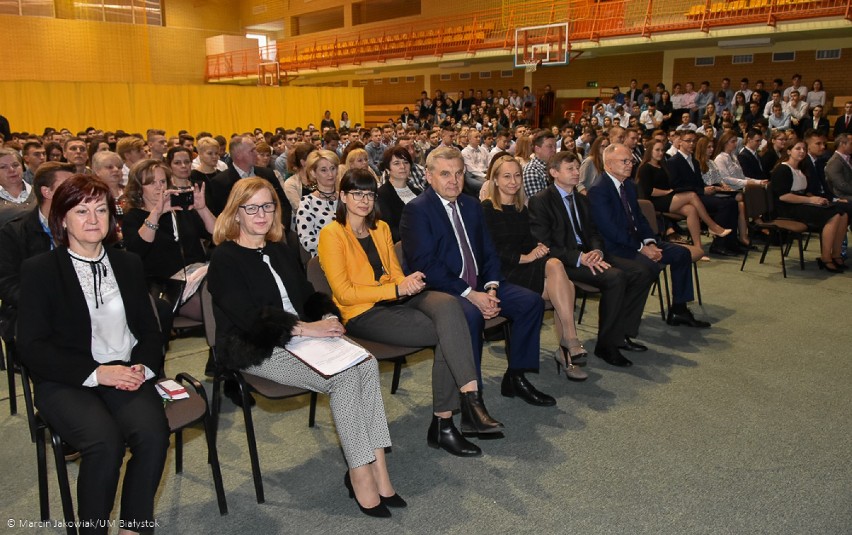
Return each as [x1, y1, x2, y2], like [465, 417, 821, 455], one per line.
[737, 148, 766, 180]
[377, 180, 422, 243]
[587, 173, 656, 259]
[17, 247, 163, 386]
[0, 207, 52, 338]
[801, 116, 829, 137]
[834, 115, 852, 139]
[399, 188, 503, 296]
[528, 184, 605, 268]
[206, 163, 291, 228]
[666, 152, 705, 193]
[801, 155, 828, 196]
[825, 151, 852, 200]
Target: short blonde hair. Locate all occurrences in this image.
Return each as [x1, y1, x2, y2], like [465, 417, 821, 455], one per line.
[213, 177, 283, 245]
[483, 154, 525, 212]
[344, 148, 369, 167]
[116, 136, 145, 159]
[197, 137, 219, 153]
[305, 149, 340, 185]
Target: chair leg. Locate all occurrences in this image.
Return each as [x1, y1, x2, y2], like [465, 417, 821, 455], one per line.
[797, 234, 805, 270]
[174, 430, 184, 474]
[693, 263, 702, 306]
[50, 430, 77, 535]
[210, 376, 223, 446]
[6, 341, 17, 416]
[308, 392, 317, 428]
[740, 241, 750, 271]
[201, 413, 228, 515]
[656, 276, 666, 322]
[36, 422, 50, 521]
[237, 381, 265, 504]
[577, 293, 587, 324]
[390, 358, 403, 395]
[778, 231, 788, 278]
[0, 340, 5, 371]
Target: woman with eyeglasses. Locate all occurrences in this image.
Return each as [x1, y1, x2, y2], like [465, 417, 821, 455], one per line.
[318, 169, 502, 458]
[295, 149, 340, 257]
[207, 178, 403, 517]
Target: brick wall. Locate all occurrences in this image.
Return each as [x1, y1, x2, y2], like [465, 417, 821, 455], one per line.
[531, 52, 665, 92]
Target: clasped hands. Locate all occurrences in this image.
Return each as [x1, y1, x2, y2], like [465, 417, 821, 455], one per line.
[96, 364, 147, 391]
[520, 243, 549, 264]
[640, 243, 664, 263]
[397, 271, 426, 296]
[580, 249, 610, 274]
[466, 288, 501, 320]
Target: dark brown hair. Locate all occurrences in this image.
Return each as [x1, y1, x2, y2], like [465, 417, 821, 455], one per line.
[335, 168, 381, 230]
[49, 174, 118, 247]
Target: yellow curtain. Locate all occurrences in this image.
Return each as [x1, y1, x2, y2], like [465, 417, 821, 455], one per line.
[0, 82, 363, 136]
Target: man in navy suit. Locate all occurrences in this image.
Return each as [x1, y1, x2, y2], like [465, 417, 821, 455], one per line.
[400, 147, 553, 410]
[589, 144, 710, 330]
[833, 101, 852, 139]
[666, 130, 740, 255]
[737, 129, 767, 180]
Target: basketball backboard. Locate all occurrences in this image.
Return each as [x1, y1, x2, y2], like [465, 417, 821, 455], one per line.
[514, 22, 569, 69]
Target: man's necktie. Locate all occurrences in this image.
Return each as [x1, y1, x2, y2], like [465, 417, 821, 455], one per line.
[619, 183, 639, 240]
[564, 194, 583, 246]
[449, 201, 477, 289]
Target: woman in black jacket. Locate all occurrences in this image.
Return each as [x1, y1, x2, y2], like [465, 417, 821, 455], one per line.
[377, 145, 423, 242]
[18, 174, 169, 535]
[207, 178, 403, 518]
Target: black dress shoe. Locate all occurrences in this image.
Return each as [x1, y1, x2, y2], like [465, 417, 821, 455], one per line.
[709, 246, 738, 257]
[618, 337, 648, 352]
[223, 379, 255, 408]
[594, 346, 633, 367]
[427, 416, 482, 457]
[459, 391, 504, 435]
[343, 472, 392, 517]
[500, 372, 556, 406]
[666, 309, 711, 328]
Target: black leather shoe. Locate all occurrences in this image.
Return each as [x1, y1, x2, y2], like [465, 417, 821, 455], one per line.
[501, 372, 556, 406]
[459, 391, 504, 435]
[709, 246, 738, 257]
[427, 416, 482, 457]
[618, 337, 648, 352]
[667, 309, 711, 328]
[594, 346, 633, 367]
[344, 472, 392, 517]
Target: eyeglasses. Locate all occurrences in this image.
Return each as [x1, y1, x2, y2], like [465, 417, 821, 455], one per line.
[607, 158, 633, 166]
[347, 191, 376, 201]
[239, 202, 276, 215]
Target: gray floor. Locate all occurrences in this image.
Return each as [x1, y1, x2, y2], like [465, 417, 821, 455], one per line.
[1, 247, 851, 534]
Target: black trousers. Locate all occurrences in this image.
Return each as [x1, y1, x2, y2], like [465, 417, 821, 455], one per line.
[35, 380, 170, 534]
[698, 194, 739, 248]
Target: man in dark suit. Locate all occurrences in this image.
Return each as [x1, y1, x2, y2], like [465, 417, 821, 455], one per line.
[801, 105, 830, 138]
[737, 129, 767, 180]
[801, 130, 830, 197]
[528, 151, 655, 368]
[206, 135, 290, 227]
[825, 133, 852, 201]
[400, 147, 553, 407]
[666, 130, 740, 255]
[833, 101, 852, 139]
[588, 144, 710, 330]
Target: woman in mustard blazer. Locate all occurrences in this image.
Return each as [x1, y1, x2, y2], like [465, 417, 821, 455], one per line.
[318, 169, 502, 458]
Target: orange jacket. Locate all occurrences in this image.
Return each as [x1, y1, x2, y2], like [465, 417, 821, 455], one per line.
[317, 220, 405, 323]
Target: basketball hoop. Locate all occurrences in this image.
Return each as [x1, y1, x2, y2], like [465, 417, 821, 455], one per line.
[524, 58, 542, 73]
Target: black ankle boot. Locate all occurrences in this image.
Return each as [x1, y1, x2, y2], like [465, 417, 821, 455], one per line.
[459, 391, 504, 435]
[426, 415, 482, 457]
[500, 371, 556, 407]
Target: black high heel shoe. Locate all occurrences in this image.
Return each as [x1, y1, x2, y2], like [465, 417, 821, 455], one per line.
[343, 472, 392, 518]
[344, 471, 406, 508]
[831, 258, 848, 270]
[816, 258, 842, 273]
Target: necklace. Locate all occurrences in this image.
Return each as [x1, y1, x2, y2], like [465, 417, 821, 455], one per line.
[352, 224, 369, 238]
[315, 188, 336, 201]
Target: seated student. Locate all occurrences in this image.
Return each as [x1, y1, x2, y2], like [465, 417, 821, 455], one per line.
[207, 178, 404, 518]
[770, 140, 848, 272]
[400, 147, 554, 406]
[528, 151, 655, 368]
[825, 134, 852, 202]
[767, 103, 792, 132]
[481, 154, 588, 381]
[295, 150, 340, 257]
[0, 148, 33, 211]
[17, 174, 169, 535]
[318, 169, 502, 458]
[589, 144, 710, 328]
[376, 146, 423, 243]
[281, 142, 317, 213]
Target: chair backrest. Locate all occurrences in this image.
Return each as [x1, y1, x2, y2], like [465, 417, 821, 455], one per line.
[306, 257, 333, 296]
[637, 199, 660, 236]
[742, 182, 769, 221]
[199, 280, 216, 348]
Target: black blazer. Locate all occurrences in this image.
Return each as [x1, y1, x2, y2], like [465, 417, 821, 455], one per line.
[206, 240, 336, 369]
[377, 180, 422, 243]
[206, 163, 291, 228]
[737, 148, 766, 180]
[666, 152, 705, 194]
[528, 184, 605, 268]
[801, 116, 829, 137]
[17, 247, 163, 386]
[834, 115, 852, 139]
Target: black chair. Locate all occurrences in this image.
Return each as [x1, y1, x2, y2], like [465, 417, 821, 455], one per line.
[740, 183, 808, 278]
[200, 282, 318, 504]
[305, 256, 427, 395]
[3, 336, 19, 415]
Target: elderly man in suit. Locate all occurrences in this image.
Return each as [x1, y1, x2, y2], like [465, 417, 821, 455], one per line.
[528, 151, 655, 368]
[206, 135, 291, 227]
[826, 133, 852, 201]
[400, 147, 554, 413]
[588, 144, 710, 330]
[666, 130, 740, 256]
